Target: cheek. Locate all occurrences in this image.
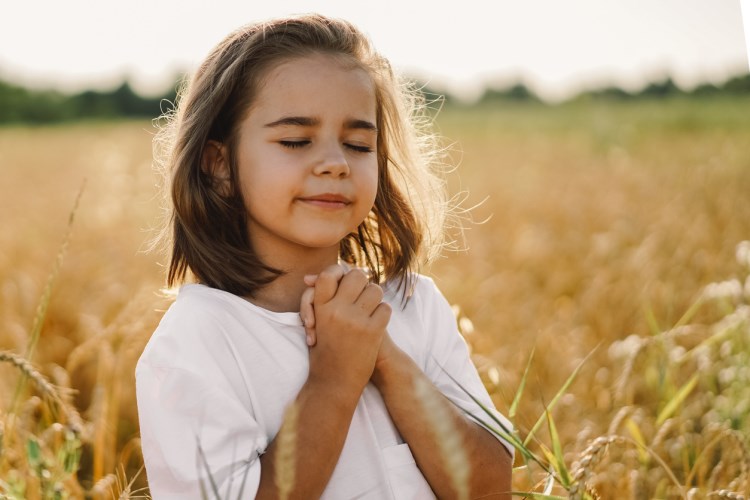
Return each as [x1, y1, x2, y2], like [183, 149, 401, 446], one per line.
[360, 158, 380, 203]
[237, 149, 294, 197]
[241, 168, 287, 208]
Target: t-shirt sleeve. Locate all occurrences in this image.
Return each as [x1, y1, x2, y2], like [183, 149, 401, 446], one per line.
[136, 360, 267, 499]
[419, 278, 515, 459]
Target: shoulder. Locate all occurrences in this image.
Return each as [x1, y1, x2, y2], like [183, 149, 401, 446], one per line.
[155, 284, 237, 336]
[136, 284, 241, 371]
[383, 273, 448, 312]
[382, 272, 455, 337]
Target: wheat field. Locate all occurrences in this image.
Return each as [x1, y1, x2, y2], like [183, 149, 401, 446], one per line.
[1, 96, 749, 498]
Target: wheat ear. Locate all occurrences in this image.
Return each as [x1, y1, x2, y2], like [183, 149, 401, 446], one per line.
[275, 402, 299, 500]
[0, 350, 80, 425]
[413, 376, 470, 500]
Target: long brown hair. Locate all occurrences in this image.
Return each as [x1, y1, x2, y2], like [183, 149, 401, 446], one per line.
[154, 14, 449, 298]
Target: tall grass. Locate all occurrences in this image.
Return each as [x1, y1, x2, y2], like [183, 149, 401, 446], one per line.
[454, 240, 750, 497]
[1, 98, 749, 497]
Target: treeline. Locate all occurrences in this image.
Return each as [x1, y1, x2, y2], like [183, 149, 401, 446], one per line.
[0, 80, 179, 124]
[1, 72, 749, 124]
[428, 73, 750, 106]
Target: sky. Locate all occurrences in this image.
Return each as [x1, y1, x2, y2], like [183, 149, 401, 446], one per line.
[1, 0, 748, 102]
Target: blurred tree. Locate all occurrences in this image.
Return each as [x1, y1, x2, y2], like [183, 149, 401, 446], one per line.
[640, 77, 683, 98]
[722, 73, 750, 93]
[691, 82, 722, 97]
[1, 70, 748, 123]
[477, 83, 540, 104]
[0, 75, 179, 124]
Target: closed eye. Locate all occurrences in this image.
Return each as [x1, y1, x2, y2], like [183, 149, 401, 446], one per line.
[345, 143, 373, 153]
[280, 140, 311, 149]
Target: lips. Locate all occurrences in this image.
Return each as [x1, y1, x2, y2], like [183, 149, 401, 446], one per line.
[297, 193, 352, 208]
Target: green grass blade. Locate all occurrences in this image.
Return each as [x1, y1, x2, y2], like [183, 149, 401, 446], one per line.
[438, 357, 565, 485]
[546, 408, 572, 488]
[656, 373, 699, 425]
[25, 181, 85, 362]
[27, 438, 41, 468]
[510, 492, 566, 500]
[453, 400, 550, 475]
[523, 348, 596, 446]
[672, 295, 705, 330]
[542, 472, 555, 494]
[455, 401, 520, 449]
[643, 303, 661, 335]
[235, 453, 257, 500]
[9, 183, 85, 419]
[510, 347, 535, 419]
[436, 359, 518, 439]
[625, 418, 649, 463]
[197, 440, 222, 499]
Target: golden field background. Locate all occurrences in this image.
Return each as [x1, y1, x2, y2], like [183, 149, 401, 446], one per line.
[1, 96, 750, 498]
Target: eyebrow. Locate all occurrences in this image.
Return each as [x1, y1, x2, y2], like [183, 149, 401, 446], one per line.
[263, 116, 378, 132]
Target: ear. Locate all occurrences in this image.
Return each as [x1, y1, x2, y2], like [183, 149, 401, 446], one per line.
[201, 140, 231, 196]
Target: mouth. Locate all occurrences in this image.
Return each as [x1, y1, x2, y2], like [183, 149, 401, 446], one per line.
[297, 193, 352, 209]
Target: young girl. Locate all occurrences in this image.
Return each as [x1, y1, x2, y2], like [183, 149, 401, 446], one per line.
[136, 14, 514, 499]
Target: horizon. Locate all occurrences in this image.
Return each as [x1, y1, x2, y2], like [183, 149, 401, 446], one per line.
[3, 65, 749, 106]
[1, 0, 749, 103]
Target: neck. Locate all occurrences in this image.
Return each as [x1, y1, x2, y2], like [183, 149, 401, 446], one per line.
[246, 247, 339, 313]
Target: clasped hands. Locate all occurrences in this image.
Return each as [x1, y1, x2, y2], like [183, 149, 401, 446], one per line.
[298, 264, 400, 389]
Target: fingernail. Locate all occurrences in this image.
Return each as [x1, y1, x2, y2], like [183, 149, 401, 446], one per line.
[306, 334, 313, 346]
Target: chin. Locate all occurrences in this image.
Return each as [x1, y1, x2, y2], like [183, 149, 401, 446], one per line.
[294, 236, 348, 250]
[296, 229, 355, 247]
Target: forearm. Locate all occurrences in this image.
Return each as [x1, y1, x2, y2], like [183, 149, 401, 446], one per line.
[372, 349, 512, 499]
[255, 377, 360, 499]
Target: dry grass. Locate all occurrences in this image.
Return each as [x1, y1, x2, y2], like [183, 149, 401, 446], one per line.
[1, 97, 749, 497]
[275, 402, 300, 500]
[413, 377, 470, 499]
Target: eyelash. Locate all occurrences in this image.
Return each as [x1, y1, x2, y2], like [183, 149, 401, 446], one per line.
[279, 141, 373, 153]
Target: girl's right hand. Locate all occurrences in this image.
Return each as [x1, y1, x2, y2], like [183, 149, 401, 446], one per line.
[305, 265, 391, 394]
[300, 276, 318, 346]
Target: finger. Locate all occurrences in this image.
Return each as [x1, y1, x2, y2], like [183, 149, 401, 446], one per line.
[305, 326, 317, 347]
[354, 283, 385, 315]
[299, 287, 317, 346]
[313, 264, 347, 304]
[334, 268, 370, 303]
[370, 302, 392, 328]
[300, 286, 316, 327]
[303, 274, 318, 287]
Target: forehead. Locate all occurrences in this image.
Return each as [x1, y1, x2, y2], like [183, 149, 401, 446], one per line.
[249, 53, 377, 121]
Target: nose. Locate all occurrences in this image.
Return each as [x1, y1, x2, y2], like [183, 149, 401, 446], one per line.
[312, 142, 350, 178]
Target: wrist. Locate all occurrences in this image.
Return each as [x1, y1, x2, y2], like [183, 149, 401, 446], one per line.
[371, 338, 410, 389]
[304, 372, 363, 412]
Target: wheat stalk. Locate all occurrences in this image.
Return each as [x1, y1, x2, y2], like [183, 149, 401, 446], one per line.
[0, 350, 80, 426]
[91, 472, 117, 500]
[725, 430, 750, 494]
[569, 435, 627, 499]
[275, 402, 299, 500]
[652, 417, 675, 449]
[708, 490, 745, 500]
[607, 405, 633, 435]
[413, 376, 470, 500]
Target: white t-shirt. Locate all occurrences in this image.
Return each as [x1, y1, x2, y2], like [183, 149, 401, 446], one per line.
[136, 274, 513, 499]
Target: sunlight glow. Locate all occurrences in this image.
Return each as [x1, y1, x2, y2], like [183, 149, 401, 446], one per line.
[0, 0, 746, 102]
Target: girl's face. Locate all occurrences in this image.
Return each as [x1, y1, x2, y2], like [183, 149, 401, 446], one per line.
[227, 53, 379, 265]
